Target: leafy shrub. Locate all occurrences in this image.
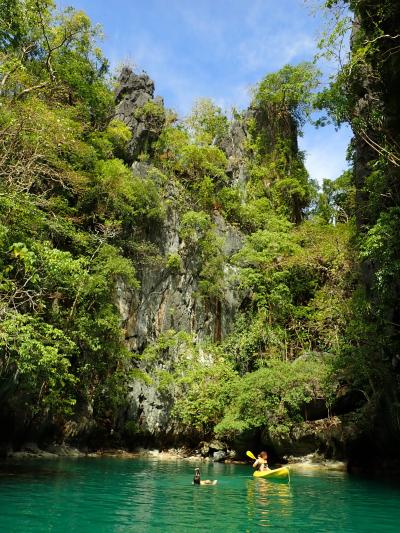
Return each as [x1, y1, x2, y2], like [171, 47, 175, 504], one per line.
[215, 357, 329, 440]
[172, 358, 239, 436]
[166, 253, 183, 273]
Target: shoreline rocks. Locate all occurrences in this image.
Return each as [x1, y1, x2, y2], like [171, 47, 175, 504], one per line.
[2, 444, 343, 470]
[285, 453, 347, 471]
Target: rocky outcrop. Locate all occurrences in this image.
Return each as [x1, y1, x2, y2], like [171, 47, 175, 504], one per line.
[114, 69, 246, 353]
[116, 181, 243, 352]
[218, 115, 248, 187]
[115, 67, 165, 161]
[115, 172, 244, 439]
[112, 71, 250, 441]
[114, 70, 246, 351]
[112, 70, 320, 451]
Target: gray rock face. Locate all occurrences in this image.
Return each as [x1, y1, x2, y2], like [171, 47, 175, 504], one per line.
[213, 450, 227, 462]
[114, 172, 245, 438]
[120, 224, 242, 351]
[219, 117, 248, 161]
[116, 168, 244, 354]
[115, 67, 165, 161]
[218, 115, 249, 189]
[126, 378, 174, 438]
[114, 163, 244, 438]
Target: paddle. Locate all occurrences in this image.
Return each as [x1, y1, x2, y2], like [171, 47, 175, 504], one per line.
[246, 450, 257, 461]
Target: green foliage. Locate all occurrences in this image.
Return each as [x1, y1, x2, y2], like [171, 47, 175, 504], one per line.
[360, 207, 400, 299]
[245, 127, 315, 223]
[217, 186, 243, 222]
[84, 158, 162, 226]
[330, 289, 388, 399]
[252, 63, 320, 131]
[180, 211, 225, 297]
[245, 64, 319, 223]
[133, 100, 166, 151]
[227, 218, 352, 369]
[141, 330, 196, 365]
[316, 1, 400, 168]
[154, 102, 228, 211]
[179, 211, 212, 243]
[315, 171, 355, 224]
[233, 216, 297, 273]
[88, 119, 132, 160]
[186, 98, 229, 145]
[0, 1, 157, 434]
[166, 253, 183, 273]
[178, 144, 228, 185]
[215, 357, 329, 440]
[0, 312, 77, 416]
[315, 0, 400, 450]
[173, 358, 239, 436]
[0, 0, 112, 122]
[134, 100, 165, 123]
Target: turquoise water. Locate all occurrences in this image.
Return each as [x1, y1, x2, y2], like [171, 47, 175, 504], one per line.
[0, 458, 400, 532]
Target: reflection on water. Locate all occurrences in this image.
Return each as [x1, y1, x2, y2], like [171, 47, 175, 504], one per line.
[246, 476, 292, 528]
[0, 458, 400, 532]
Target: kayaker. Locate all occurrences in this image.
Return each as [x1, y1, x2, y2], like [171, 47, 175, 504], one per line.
[252, 451, 269, 472]
[193, 468, 218, 485]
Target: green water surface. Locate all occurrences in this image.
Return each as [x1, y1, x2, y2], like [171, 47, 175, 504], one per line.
[0, 457, 399, 532]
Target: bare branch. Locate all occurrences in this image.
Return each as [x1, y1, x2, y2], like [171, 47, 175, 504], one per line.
[35, 0, 56, 81]
[15, 81, 49, 99]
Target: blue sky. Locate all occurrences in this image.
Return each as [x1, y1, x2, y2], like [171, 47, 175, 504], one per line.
[59, 0, 351, 183]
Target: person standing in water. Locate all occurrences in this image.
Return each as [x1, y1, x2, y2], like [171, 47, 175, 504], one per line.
[252, 451, 269, 472]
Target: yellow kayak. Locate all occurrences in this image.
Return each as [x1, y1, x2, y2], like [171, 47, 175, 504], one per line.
[253, 466, 290, 480]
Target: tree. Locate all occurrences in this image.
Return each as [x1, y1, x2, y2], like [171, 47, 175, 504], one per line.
[186, 98, 229, 145]
[0, 0, 112, 123]
[252, 62, 320, 131]
[315, 171, 355, 224]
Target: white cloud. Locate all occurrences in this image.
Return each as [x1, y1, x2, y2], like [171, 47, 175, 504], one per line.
[238, 32, 315, 72]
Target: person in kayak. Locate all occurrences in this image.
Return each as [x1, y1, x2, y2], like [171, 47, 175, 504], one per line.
[193, 467, 218, 485]
[252, 451, 269, 472]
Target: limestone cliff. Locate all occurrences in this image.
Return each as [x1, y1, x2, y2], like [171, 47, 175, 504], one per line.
[111, 68, 341, 453]
[113, 69, 247, 438]
[114, 71, 244, 352]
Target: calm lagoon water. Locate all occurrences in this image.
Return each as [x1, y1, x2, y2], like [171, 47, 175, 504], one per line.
[0, 457, 400, 532]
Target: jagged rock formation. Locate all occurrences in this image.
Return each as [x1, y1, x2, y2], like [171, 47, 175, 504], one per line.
[218, 103, 298, 188]
[116, 213, 242, 438]
[115, 67, 165, 161]
[117, 206, 244, 438]
[218, 115, 248, 188]
[112, 70, 247, 438]
[113, 69, 351, 455]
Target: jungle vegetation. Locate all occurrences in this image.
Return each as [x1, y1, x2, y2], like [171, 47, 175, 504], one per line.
[0, 0, 399, 456]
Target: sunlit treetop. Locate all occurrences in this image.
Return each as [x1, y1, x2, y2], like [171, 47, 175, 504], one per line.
[252, 62, 320, 131]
